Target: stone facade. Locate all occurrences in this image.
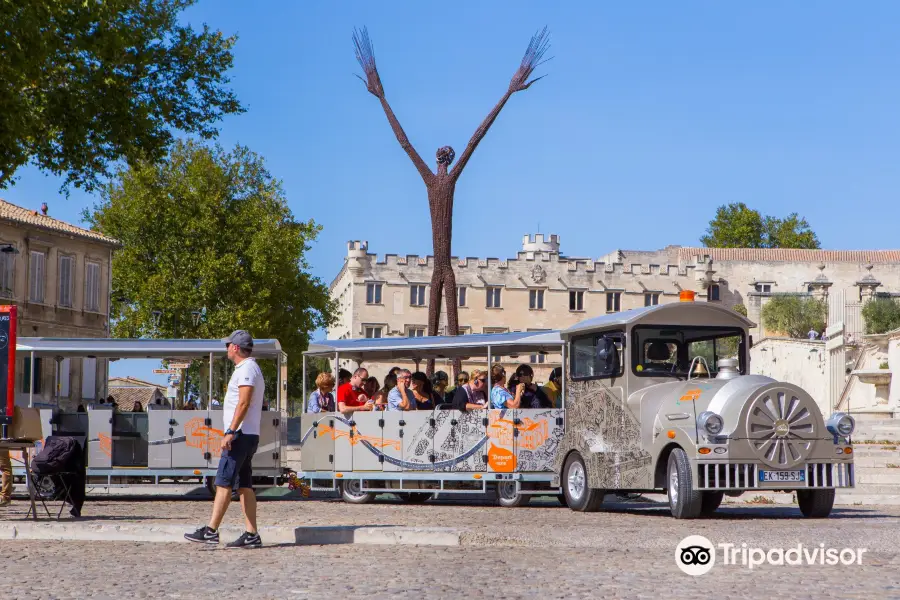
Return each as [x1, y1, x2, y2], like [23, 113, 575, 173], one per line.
[0, 199, 120, 408]
[329, 235, 900, 382]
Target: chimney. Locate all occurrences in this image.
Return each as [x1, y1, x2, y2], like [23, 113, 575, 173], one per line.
[40, 202, 48, 216]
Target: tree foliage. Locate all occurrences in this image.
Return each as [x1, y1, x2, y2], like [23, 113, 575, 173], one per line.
[84, 140, 335, 375]
[761, 296, 826, 339]
[0, 0, 243, 191]
[862, 297, 900, 335]
[701, 203, 820, 249]
[732, 303, 748, 317]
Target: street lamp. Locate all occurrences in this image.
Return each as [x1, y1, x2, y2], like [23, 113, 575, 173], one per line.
[0, 244, 19, 255]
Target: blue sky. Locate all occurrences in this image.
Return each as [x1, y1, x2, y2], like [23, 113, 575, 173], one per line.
[4, 2, 900, 382]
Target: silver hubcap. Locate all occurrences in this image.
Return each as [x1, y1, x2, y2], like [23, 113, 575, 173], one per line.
[568, 461, 585, 500]
[345, 480, 364, 498]
[746, 388, 817, 468]
[669, 463, 679, 505]
[499, 482, 517, 500]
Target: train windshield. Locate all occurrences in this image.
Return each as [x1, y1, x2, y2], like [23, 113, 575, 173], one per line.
[631, 325, 745, 378]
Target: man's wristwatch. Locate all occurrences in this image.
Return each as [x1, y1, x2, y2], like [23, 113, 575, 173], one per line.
[224, 428, 236, 436]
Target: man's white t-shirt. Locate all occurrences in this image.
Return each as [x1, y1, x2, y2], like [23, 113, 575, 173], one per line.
[223, 357, 265, 435]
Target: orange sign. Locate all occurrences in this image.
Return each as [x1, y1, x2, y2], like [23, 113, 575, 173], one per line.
[317, 424, 401, 452]
[679, 389, 702, 403]
[98, 432, 112, 457]
[184, 417, 225, 457]
[487, 444, 516, 472]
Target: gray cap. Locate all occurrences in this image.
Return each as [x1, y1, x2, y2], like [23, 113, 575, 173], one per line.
[223, 330, 254, 350]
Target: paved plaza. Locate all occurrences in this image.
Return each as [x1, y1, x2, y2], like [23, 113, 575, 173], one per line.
[2, 495, 900, 598]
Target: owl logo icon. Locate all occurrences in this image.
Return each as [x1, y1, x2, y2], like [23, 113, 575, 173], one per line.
[0, 332, 9, 351]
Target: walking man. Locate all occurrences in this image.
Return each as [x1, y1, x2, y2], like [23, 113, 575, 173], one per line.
[186, 330, 265, 548]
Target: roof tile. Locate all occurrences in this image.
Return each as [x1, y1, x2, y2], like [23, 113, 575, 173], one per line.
[0, 198, 119, 246]
[679, 247, 900, 263]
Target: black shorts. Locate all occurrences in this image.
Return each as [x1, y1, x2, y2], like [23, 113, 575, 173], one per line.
[214, 432, 259, 491]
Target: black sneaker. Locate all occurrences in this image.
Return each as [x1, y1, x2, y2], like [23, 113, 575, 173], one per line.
[226, 531, 262, 549]
[184, 526, 219, 544]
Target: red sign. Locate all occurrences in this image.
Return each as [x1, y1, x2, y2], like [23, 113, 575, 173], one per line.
[0, 305, 16, 438]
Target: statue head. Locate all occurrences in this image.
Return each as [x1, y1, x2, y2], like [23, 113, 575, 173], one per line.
[436, 146, 455, 167]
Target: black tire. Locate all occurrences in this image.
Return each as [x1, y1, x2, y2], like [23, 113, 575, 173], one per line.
[496, 481, 530, 508]
[340, 479, 375, 504]
[700, 491, 724, 516]
[562, 452, 604, 512]
[797, 489, 835, 518]
[557, 493, 568, 507]
[397, 492, 433, 504]
[667, 448, 703, 519]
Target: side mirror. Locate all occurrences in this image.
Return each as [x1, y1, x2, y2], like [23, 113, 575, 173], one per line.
[595, 337, 620, 377]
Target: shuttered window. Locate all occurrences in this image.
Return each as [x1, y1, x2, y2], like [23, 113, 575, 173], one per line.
[85, 261, 101, 311]
[29, 251, 45, 303]
[58, 255, 74, 307]
[0, 249, 14, 297]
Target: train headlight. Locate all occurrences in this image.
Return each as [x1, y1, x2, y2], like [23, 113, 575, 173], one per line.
[698, 411, 724, 436]
[826, 412, 855, 437]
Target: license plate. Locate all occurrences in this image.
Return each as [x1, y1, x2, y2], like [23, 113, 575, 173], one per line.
[759, 469, 805, 483]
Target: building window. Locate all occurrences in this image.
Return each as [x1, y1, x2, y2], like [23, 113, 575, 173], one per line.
[644, 293, 660, 306]
[364, 326, 383, 339]
[85, 261, 101, 312]
[707, 284, 720, 302]
[486, 287, 502, 308]
[366, 283, 382, 304]
[58, 254, 74, 308]
[529, 354, 546, 364]
[606, 292, 621, 313]
[23, 357, 42, 394]
[410, 285, 426, 306]
[569, 290, 584, 311]
[529, 289, 545, 310]
[755, 283, 772, 293]
[457, 286, 467, 307]
[29, 250, 46, 303]
[484, 327, 508, 334]
[457, 327, 469, 335]
[0, 246, 15, 298]
[408, 327, 425, 337]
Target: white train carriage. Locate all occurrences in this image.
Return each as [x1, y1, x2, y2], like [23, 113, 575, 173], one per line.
[300, 331, 567, 506]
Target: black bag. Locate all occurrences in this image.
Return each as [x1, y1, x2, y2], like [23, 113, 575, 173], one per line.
[31, 436, 79, 474]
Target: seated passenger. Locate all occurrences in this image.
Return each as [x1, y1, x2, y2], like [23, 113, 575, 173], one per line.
[131, 401, 143, 412]
[410, 372, 435, 410]
[644, 341, 674, 372]
[364, 376, 379, 399]
[307, 372, 336, 413]
[338, 368, 352, 386]
[511, 364, 552, 409]
[542, 367, 562, 408]
[337, 367, 375, 414]
[490, 364, 523, 409]
[372, 373, 397, 409]
[431, 371, 451, 406]
[387, 370, 416, 411]
[451, 368, 488, 412]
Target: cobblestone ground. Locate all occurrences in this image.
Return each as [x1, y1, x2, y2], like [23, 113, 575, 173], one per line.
[3, 496, 900, 598]
[2, 540, 900, 599]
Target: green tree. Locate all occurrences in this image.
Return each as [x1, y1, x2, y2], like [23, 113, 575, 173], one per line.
[861, 297, 900, 335]
[1, 0, 243, 191]
[84, 140, 336, 386]
[761, 296, 826, 338]
[701, 203, 820, 249]
[732, 303, 748, 317]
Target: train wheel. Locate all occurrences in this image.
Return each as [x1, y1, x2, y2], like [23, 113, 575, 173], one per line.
[563, 452, 604, 512]
[496, 481, 530, 508]
[700, 491, 724, 516]
[797, 489, 835, 518]
[667, 448, 702, 519]
[340, 479, 375, 504]
[397, 492, 433, 504]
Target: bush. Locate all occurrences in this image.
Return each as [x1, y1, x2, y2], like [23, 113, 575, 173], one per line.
[761, 295, 826, 339]
[862, 297, 900, 335]
[732, 304, 748, 317]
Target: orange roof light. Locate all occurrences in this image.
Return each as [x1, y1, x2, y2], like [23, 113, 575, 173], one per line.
[680, 290, 696, 302]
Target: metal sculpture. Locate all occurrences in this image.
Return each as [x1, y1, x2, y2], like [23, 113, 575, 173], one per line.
[353, 27, 549, 372]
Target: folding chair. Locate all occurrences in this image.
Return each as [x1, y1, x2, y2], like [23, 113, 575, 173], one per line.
[27, 472, 77, 520]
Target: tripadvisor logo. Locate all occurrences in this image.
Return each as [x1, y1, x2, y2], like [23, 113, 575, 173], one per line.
[676, 536, 867, 575]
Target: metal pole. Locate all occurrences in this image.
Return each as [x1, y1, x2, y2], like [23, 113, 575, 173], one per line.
[208, 352, 213, 410]
[302, 354, 307, 415]
[560, 342, 566, 410]
[29, 351, 34, 408]
[486, 345, 492, 405]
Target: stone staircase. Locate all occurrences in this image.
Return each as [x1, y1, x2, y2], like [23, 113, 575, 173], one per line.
[837, 416, 900, 505]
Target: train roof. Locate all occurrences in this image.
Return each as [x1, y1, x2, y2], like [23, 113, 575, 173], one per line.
[15, 338, 284, 359]
[561, 301, 756, 337]
[305, 330, 563, 361]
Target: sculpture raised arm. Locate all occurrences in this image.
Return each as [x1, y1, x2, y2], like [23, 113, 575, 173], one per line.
[450, 27, 550, 181]
[353, 27, 433, 183]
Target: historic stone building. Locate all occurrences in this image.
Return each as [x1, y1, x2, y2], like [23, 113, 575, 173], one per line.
[328, 234, 900, 381]
[0, 199, 120, 408]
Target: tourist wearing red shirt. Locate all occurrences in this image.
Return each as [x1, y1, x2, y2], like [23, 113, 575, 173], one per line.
[338, 367, 374, 414]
